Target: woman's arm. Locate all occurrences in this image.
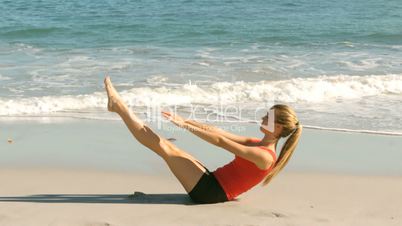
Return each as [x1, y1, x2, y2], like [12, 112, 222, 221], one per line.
[186, 122, 272, 170]
[185, 119, 254, 145]
[162, 112, 273, 170]
[162, 111, 222, 146]
[218, 136, 274, 170]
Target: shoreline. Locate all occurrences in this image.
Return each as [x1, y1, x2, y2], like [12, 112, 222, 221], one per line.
[2, 115, 402, 137]
[1, 119, 402, 176]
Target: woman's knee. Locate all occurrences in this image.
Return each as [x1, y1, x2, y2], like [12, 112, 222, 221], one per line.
[158, 139, 180, 159]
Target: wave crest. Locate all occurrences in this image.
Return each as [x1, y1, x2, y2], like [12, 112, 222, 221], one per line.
[0, 74, 401, 116]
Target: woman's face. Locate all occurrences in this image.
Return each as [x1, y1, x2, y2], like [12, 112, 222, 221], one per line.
[259, 111, 283, 136]
[259, 113, 270, 134]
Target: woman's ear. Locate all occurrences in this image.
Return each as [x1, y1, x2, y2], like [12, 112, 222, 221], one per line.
[274, 124, 283, 137]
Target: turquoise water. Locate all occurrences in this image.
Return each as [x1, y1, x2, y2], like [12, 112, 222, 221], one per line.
[0, 0, 402, 133]
[2, 0, 402, 48]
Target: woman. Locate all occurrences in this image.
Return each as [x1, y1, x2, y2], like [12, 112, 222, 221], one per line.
[104, 76, 302, 204]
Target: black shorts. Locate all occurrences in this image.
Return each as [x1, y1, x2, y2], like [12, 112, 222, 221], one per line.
[188, 168, 229, 204]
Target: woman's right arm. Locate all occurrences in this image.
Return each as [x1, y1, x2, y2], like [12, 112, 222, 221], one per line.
[162, 112, 272, 170]
[185, 119, 255, 145]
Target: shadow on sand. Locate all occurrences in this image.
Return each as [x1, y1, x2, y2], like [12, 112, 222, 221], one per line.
[0, 191, 197, 205]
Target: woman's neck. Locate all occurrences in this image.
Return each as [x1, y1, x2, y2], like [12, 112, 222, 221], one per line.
[260, 134, 278, 149]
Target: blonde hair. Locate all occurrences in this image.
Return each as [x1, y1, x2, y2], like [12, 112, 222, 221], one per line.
[261, 104, 302, 186]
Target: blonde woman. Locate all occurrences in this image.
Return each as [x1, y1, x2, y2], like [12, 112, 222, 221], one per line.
[104, 76, 302, 204]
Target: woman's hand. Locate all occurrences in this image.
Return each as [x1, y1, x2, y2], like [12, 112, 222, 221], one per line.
[162, 111, 186, 128]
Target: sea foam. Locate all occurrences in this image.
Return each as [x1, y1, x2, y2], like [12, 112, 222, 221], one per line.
[0, 74, 401, 116]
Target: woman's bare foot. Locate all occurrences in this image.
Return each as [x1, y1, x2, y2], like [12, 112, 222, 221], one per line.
[104, 76, 125, 113]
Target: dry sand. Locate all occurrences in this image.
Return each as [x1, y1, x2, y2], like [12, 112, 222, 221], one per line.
[0, 168, 401, 226]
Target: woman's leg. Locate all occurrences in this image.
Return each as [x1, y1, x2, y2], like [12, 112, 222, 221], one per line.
[104, 77, 206, 193]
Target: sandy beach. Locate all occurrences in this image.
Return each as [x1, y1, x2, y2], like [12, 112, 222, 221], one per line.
[0, 169, 401, 226]
[1, 119, 402, 225]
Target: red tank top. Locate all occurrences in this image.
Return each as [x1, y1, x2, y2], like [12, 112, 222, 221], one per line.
[212, 139, 276, 201]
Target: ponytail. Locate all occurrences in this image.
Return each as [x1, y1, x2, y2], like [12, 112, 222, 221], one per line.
[261, 124, 302, 186]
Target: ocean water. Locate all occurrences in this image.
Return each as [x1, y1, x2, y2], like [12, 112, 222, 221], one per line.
[0, 0, 402, 134]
